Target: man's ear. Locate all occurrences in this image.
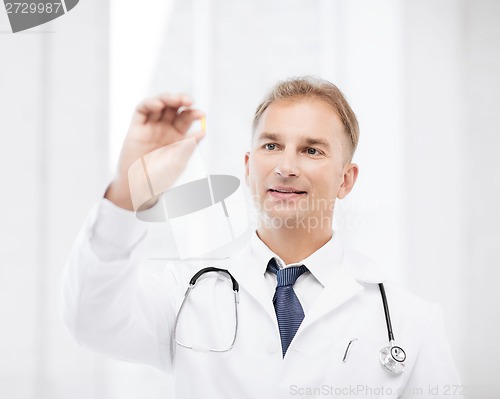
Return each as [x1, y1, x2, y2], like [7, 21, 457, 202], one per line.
[337, 163, 359, 199]
[244, 152, 250, 186]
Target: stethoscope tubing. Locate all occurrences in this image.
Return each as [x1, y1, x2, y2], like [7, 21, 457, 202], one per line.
[175, 267, 239, 352]
[378, 283, 395, 343]
[175, 267, 406, 373]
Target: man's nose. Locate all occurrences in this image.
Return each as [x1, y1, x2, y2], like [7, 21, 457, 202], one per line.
[274, 151, 300, 177]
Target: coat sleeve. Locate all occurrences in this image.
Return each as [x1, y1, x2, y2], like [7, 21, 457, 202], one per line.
[400, 305, 462, 398]
[60, 199, 178, 374]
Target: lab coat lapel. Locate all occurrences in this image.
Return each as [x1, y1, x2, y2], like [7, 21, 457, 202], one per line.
[296, 247, 387, 336]
[298, 263, 364, 335]
[228, 248, 277, 325]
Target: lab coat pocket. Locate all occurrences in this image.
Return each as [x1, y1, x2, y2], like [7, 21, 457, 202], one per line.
[333, 338, 406, 398]
[339, 338, 379, 369]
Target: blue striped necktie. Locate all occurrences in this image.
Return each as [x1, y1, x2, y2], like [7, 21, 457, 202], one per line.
[267, 258, 308, 357]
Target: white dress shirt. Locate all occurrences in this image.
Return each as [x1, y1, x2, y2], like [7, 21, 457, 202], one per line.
[251, 231, 344, 315]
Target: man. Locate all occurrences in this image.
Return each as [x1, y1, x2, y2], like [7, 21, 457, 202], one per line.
[62, 77, 461, 398]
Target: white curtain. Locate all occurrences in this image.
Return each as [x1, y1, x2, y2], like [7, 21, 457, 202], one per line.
[0, 1, 112, 398]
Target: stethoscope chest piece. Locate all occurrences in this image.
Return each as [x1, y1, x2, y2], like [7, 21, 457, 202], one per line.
[379, 341, 406, 374]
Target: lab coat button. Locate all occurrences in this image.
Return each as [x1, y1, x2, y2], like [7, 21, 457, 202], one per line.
[267, 343, 279, 354]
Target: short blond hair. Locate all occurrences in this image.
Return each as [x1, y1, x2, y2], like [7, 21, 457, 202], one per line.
[253, 76, 359, 162]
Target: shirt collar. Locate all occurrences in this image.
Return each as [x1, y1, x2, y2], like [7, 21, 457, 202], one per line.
[250, 230, 344, 288]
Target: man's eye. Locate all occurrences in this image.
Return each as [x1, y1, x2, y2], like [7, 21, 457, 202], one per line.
[265, 143, 277, 151]
[306, 148, 319, 155]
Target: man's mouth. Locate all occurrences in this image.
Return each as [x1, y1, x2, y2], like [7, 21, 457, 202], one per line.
[268, 186, 307, 197]
[269, 189, 307, 194]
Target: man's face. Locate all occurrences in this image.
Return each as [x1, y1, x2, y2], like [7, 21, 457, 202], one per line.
[245, 97, 358, 230]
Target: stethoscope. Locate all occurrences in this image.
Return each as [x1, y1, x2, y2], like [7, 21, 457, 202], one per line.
[174, 267, 406, 374]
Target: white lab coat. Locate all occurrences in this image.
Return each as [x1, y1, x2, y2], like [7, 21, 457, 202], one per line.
[61, 205, 461, 399]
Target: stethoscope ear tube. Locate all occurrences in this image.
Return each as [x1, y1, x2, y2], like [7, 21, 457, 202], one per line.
[190, 267, 239, 292]
[175, 267, 239, 353]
